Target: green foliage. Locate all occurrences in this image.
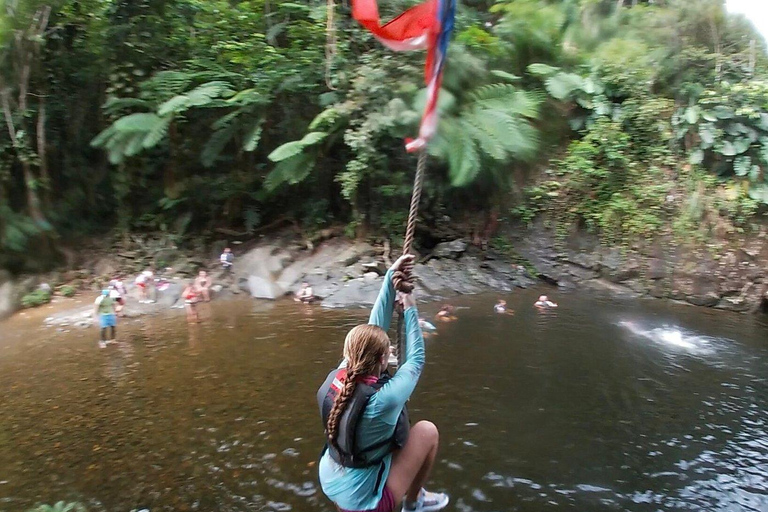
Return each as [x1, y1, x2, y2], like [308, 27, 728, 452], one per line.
[1, 0, 766, 273]
[511, 181, 561, 227]
[552, 119, 670, 243]
[673, 81, 768, 204]
[59, 285, 76, 297]
[22, 289, 52, 308]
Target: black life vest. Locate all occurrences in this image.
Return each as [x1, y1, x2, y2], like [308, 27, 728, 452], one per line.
[317, 367, 410, 468]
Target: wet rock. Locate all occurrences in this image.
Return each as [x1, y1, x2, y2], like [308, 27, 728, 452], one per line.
[687, 292, 721, 308]
[0, 271, 16, 319]
[248, 276, 284, 300]
[716, 295, 752, 312]
[432, 239, 468, 260]
[322, 277, 383, 308]
[563, 263, 599, 282]
[608, 262, 642, 284]
[361, 261, 386, 275]
[156, 283, 183, 307]
[564, 252, 600, 271]
[600, 249, 623, 272]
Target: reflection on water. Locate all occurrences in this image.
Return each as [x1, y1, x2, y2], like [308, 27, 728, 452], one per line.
[0, 289, 766, 512]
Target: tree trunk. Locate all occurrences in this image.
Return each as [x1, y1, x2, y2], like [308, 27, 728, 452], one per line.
[709, 16, 722, 83]
[37, 94, 50, 207]
[22, 161, 45, 223]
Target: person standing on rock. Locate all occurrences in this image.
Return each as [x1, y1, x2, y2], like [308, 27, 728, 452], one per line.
[317, 254, 450, 512]
[94, 289, 117, 348]
[220, 248, 234, 274]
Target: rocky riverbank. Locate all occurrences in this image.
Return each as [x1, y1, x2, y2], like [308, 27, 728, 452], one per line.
[2, 224, 767, 324]
[508, 222, 768, 315]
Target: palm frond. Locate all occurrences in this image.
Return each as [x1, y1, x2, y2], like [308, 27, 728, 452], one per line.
[242, 119, 264, 152]
[264, 152, 315, 191]
[201, 123, 237, 168]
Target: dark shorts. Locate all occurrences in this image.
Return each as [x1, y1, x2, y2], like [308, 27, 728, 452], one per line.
[338, 486, 395, 512]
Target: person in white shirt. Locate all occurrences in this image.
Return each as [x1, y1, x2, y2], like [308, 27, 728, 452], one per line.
[134, 270, 154, 303]
[534, 295, 558, 309]
[220, 248, 234, 273]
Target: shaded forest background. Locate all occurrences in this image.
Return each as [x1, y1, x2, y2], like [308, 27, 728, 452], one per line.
[1, 0, 767, 273]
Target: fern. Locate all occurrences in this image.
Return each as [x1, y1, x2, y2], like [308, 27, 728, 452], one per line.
[309, 107, 346, 131]
[545, 72, 585, 100]
[114, 113, 164, 133]
[90, 125, 116, 148]
[124, 133, 147, 157]
[464, 115, 507, 161]
[142, 116, 172, 148]
[242, 119, 264, 152]
[446, 126, 481, 186]
[268, 131, 327, 161]
[157, 95, 190, 116]
[103, 97, 152, 115]
[527, 63, 559, 77]
[264, 152, 315, 191]
[201, 123, 237, 168]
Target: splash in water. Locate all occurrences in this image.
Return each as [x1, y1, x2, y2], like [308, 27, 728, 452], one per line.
[617, 320, 716, 355]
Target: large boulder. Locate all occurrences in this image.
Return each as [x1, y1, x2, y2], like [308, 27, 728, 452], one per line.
[248, 275, 284, 300]
[0, 271, 15, 319]
[156, 282, 184, 307]
[321, 277, 384, 308]
[432, 240, 468, 260]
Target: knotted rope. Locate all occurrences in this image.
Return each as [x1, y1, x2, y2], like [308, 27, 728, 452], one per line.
[393, 150, 427, 366]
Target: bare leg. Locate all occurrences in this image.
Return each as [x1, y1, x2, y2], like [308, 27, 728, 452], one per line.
[386, 420, 440, 508]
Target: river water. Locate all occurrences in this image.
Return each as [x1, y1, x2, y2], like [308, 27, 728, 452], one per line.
[0, 288, 767, 512]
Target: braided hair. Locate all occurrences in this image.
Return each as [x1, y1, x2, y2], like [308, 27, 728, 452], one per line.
[326, 324, 390, 448]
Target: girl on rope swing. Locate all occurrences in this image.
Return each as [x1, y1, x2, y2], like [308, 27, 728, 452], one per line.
[317, 254, 449, 512]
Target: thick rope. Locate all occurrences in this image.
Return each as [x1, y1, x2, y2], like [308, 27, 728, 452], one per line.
[393, 150, 428, 366]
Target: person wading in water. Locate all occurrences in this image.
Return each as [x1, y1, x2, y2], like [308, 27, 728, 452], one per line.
[317, 254, 449, 512]
[94, 289, 117, 348]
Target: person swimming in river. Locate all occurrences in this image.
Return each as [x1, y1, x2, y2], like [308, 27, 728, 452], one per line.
[435, 305, 457, 322]
[317, 254, 450, 512]
[418, 318, 436, 331]
[182, 282, 199, 323]
[494, 300, 513, 314]
[94, 289, 117, 348]
[534, 295, 558, 309]
[295, 282, 316, 303]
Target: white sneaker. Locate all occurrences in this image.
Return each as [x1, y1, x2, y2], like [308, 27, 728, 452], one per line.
[98, 341, 107, 349]
[402, 489, 449, 512]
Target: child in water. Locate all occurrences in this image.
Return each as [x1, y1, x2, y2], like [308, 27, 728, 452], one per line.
[435, 305, 457, 322]
[182, 282, 199, 323]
